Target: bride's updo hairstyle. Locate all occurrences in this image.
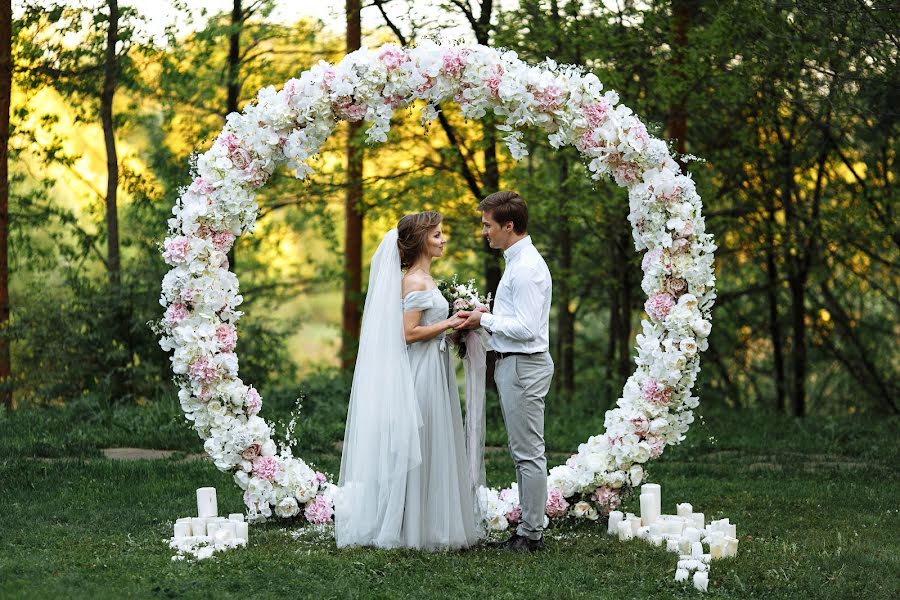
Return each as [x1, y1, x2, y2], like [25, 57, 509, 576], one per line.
[397, 211, 442, 270]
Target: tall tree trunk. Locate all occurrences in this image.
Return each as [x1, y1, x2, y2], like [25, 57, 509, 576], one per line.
[225, 0, 242, 269]
[666, 0, 692, 158]
[555, 157, 575, 401]
[341, 0, 364, 369]
[764, 197, 786, 413]
[0, 0, 12, 410]
[788, 273, 807, 416]
[101, 0, 119, 286]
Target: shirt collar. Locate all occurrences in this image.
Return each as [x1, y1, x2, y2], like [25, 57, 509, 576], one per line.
[504, 235, 533, 261]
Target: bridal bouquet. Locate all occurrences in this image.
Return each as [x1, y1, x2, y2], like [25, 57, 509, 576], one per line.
[437, 275, 491, 358]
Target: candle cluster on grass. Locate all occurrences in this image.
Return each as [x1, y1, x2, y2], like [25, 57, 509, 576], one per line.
[168, 487, 250, 561]
[607, 483, 739, 592]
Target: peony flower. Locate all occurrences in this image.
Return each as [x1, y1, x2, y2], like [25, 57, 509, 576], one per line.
[304, 494, 334, 525]
[441, 49, 469, 77]
[506, 505, 522, 525]
[644, 293, 675, 321]
[545, 487, 569, 518]
[253, 455, 280, 481]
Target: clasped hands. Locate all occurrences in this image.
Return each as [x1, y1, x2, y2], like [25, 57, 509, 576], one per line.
[452, 306, 490, 331]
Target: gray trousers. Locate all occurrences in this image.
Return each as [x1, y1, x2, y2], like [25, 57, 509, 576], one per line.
[494, 352, 554, 540]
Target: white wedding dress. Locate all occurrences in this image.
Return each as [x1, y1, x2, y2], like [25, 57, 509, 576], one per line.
[399, 288, 482, 550]
[335, 230, 482, 551]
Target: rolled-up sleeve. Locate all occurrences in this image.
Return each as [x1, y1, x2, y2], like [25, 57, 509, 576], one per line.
[480, 265, 547, 341]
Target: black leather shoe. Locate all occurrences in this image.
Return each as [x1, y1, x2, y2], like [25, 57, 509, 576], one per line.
[490, 533, 524, 549]
[508, 535, 544, 553]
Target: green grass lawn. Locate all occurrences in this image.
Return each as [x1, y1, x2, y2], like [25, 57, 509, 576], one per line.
[1, 394, 897, 599]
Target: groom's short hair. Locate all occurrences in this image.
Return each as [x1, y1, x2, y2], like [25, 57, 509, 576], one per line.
[479, 191, 528, 234]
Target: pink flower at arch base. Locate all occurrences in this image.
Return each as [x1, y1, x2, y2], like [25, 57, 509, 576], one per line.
[304, 494, 334, 525]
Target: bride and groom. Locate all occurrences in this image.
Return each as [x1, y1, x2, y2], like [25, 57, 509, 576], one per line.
[334, 191, 554, 552]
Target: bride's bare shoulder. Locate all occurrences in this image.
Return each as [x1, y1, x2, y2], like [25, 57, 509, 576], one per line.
[401, 272, 429, 296]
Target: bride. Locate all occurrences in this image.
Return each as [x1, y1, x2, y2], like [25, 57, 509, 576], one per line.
[335, 211, 483, 550]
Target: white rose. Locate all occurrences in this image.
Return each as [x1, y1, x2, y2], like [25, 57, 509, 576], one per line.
[487, 514, 510, 531]
[573, 501, 600, 521]
[680, 337, 698, 357]
[261, 439, 277, 457]
[629, 464, 644, 487]
[691, 318, 712, 338]
[606, 470, 627, 489]
[274, 497, 299, 518]
[233, 470, 250, 490]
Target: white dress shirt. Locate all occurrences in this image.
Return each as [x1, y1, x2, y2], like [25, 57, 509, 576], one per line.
[480, 236, 552, 354]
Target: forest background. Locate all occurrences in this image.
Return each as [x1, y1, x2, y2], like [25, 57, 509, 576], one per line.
[0, 0, 896, 423]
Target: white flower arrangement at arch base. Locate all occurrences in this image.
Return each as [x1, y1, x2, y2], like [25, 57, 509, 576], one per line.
[156, 41, 716, 530]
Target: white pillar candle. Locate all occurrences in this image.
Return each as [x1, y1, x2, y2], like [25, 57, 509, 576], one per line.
[196, 487, 218, 518]
[206, 521, 221, 537]
[727, 523, 737, 538]
[649, 521, 665, 537]
[221, 520, 237, 538]
[666, 538, 680, 553]
[693, 571, 709, 592]
[641, 483, 661, 499]
[691, 541, 704, 559]
[190, 517, 208, 536]
[710, 541, 725, 560]
[666, 519, 685, 536]
[640, 493, 661, 526]
[234, 520, 249, 542]
[725, 537, 738, 557]
[228, 513, 245, 522]
[682, 526, 700, 543]
[607, 510, 624, 535]
[627, 515, 642, 535]
[678, 536, 692, 555]
[617, 520, 634, 541]
[676, 502, 693, 517]
[649, 535, 663, 547]
[173, 521, 191, 539]
[674, 568, 689, 582]
[691, 512, 705, 529]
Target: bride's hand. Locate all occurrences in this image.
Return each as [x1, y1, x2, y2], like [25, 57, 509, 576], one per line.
[447, 313, 467, 330]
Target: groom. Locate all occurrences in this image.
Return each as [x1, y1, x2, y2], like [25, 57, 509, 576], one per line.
[457, 191, 554, 553]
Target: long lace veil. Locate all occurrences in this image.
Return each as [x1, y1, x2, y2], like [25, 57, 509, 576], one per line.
[334, 229, 423, 548]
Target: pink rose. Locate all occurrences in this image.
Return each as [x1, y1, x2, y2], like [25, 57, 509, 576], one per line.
[246, 164, 268, 189]
[163, 236, 190, 264]
[189, 356, 217, 383]
[315, 471, 327, 484]
[165, 303, 188, 324]
[641, 248, 663, 272]
[641, 377, 672, 406]
[453, 298, 469, 311]
[506, 505, 522, 524]
[228, 147, 251, 170]
[252, 455, 280, 481]
[545, 487, 569, 518]
[245, 387, 262, 416]
[216, 324, 237, 353]
[644, 292, 675, 321]
[304, 494, 334, 525]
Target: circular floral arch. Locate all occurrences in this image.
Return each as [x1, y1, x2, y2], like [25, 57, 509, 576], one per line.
[158, 42, 716, 528]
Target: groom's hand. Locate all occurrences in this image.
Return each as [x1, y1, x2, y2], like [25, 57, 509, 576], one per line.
[454, 310, 484, 330]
